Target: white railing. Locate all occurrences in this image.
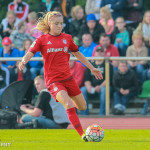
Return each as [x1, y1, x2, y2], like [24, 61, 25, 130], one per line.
[1, 56, 150, 116]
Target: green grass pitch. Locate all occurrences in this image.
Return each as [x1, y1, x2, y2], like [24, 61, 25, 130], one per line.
[0, 129, 150, 150]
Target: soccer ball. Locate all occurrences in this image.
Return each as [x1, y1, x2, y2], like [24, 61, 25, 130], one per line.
[85, 124, 104, 142]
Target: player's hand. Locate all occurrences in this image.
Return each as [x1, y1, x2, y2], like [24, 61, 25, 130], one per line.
[18, 61, 25, 71]
[91, 68, 103, 80]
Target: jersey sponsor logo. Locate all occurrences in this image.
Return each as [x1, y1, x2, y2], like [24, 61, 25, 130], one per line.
[47, 41, 52, 44]
[62, 38, 67, 44]
[64, 47, 68, 53]
[47, 47, 68, 53]
[30, 41, 36, 48]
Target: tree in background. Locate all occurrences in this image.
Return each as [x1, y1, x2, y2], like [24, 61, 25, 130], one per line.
[0, 0, 150, 23]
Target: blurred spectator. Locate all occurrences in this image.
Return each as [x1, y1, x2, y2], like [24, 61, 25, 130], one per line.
[69, 5, 86, 44]
[8, 0, 29, 21]
[111, 17, 134, 56]
[113, 60, 139, 115]
[81, 46, 113, 115]
[79, 33, 97, 57]
[0, 37, 20, 83]
[99, 6, 114, 35]
[0, 62, 9, 103]
[69, 53, 85, 88]
[26, 12, 42, 38]
[16, 39, 33, 80]
[85, 0, 102, 20]
[20, 75, 70, 129]
[126, 34, 148, 82]
[0, 11, 20, 38]
[100, 0, 125, 20]
[124, 0, 143, 26]
[92, 33, 119, 68]
[20, 39, 43, 80]
[38, 0, 59, 18]
[135, 11, 150, 50]
[58, 0, 76, 18]
[10, 20, 35, 50]
[78, 14, 105, 46]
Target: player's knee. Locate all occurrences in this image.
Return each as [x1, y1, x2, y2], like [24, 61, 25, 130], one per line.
[64, 101, 74, 109]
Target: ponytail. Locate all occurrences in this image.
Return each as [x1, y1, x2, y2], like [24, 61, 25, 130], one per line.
[35, 11, 62, 34]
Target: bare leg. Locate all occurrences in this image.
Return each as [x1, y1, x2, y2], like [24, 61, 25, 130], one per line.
[71, 93, 87, 110]
[56, 90, 74, 109]
[56, 90, 84, 136]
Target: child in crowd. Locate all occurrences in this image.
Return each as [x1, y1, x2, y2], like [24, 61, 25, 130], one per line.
[10, 21, 34, 50]
[26, 12, 42, 38]
[111, 17, 133, 56]
[99, 6, 114, 35]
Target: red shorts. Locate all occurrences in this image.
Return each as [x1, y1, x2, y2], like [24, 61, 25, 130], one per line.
[47, 78, 81, 102]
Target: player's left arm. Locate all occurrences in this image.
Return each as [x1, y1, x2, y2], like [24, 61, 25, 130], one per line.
[72, 51, 103, 80]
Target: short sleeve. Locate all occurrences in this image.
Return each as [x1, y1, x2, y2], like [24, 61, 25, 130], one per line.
[35, 91, 50, 110]
[28, 38, 41, 54]
[68, 35, 79, 52]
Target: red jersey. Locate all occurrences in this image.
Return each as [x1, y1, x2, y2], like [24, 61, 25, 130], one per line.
[28, 33, 79, 87]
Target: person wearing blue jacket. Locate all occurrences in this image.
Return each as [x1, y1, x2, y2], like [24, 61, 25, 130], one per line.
[0, 37, 20, 83]
[79, 33, 97, 57]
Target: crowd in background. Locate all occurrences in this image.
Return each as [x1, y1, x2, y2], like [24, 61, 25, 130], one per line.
[0, 0, 150, 116]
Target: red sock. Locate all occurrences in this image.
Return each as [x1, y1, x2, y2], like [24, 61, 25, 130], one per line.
[66, 107, 84, 136]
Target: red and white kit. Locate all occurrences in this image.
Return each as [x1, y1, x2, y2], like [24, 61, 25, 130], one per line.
[8, 1, 29, 21]
[28, 33, 81, 100]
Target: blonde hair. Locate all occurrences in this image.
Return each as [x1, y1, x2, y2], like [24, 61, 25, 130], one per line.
[100, 6, 112, 22]
[71, 5, 83, 20]
[6, 10, 16, 18]
[132, 33, 143, 42]
[35, 11, 63, 34]
[142, 11, 150, 24]
[34, 75, 44, 82]
[18, 20, 26, 30]
[28, 11, 37, 20]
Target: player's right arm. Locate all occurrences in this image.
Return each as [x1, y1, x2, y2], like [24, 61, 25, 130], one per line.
[18, 52, 34, 71]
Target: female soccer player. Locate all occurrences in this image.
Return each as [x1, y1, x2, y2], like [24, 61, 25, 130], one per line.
[18, 11, 103, 141]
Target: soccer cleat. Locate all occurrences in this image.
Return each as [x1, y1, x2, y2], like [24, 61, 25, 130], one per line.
[82, 133, 88, 142]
